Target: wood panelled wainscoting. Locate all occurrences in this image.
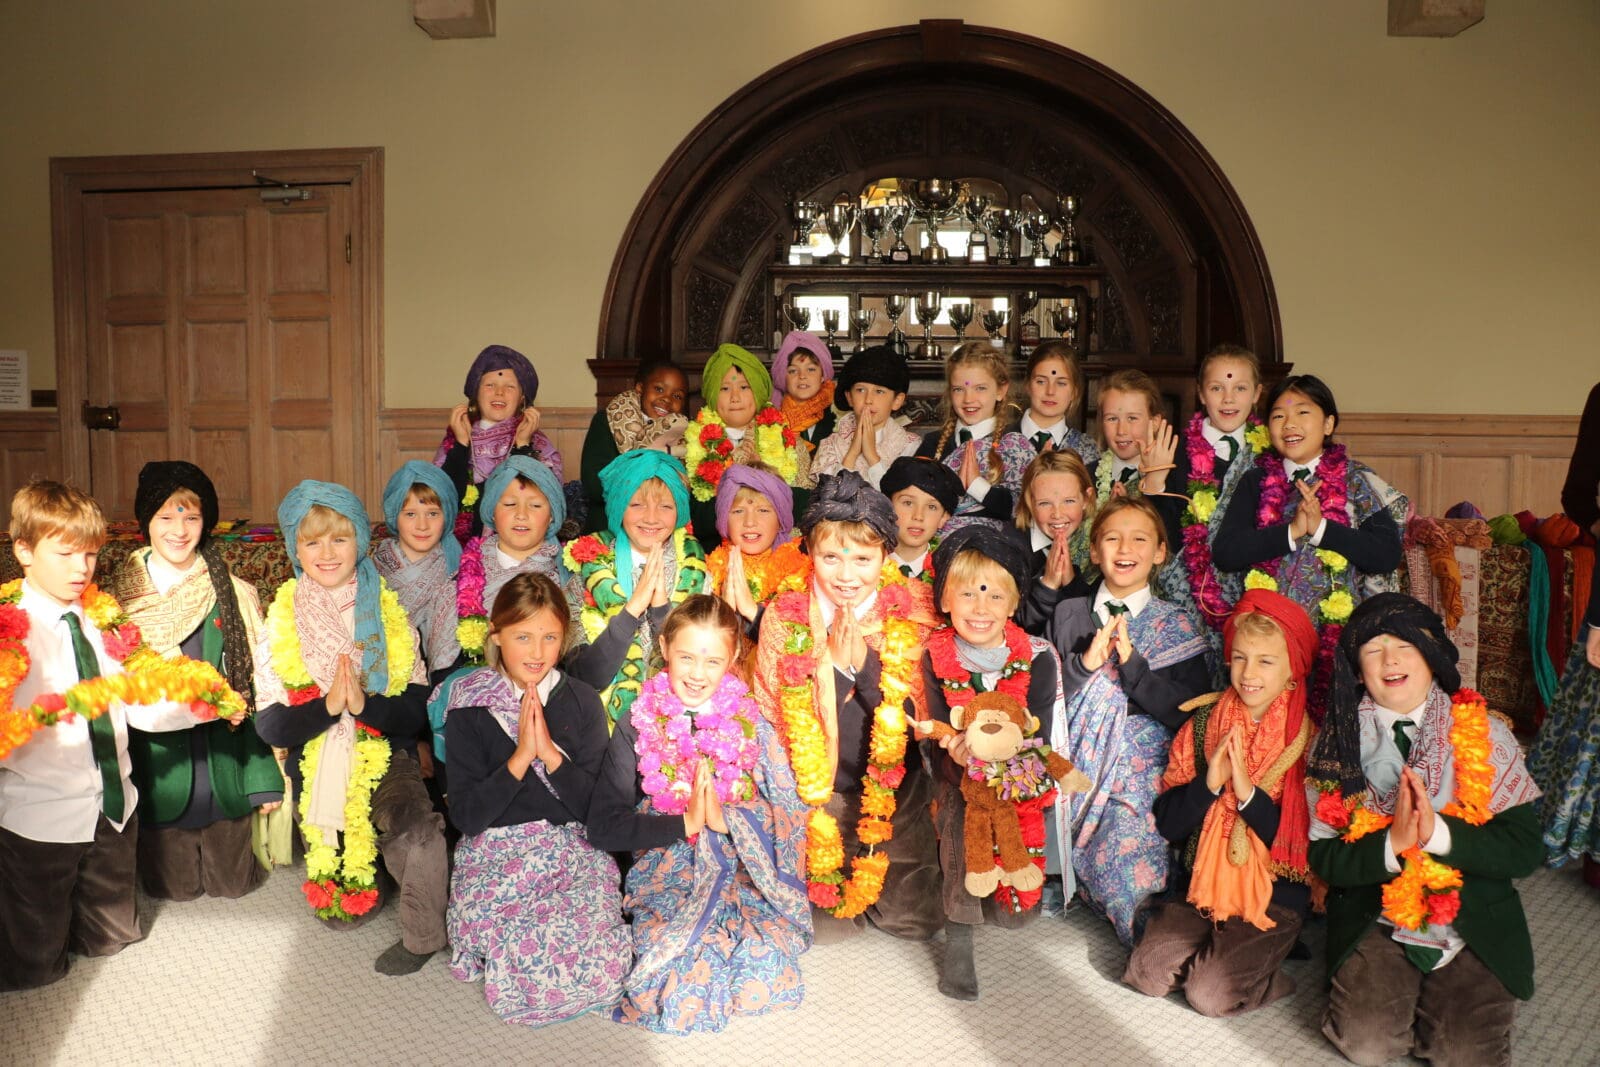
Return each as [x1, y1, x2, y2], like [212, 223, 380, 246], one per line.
[2, 410, 1579, 525]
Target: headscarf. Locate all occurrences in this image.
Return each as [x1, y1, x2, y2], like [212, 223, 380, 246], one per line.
[278, 480, 395, 695]
[881, 455, 963, 515]
[714, 464, 795, 545]
[598, 449, 690, 595]
[701, 343, 772, 411]
[381, 461, 462, 576]
[833, 344, 910, 411]
[799, 471, 897, 550]
[463, 344, 538, 405]
[931, 523, 1033, 614]
[481, 455, 566, 543]
[770, 330, 834, 399]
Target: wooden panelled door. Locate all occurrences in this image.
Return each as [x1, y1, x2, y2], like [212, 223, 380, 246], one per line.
[81, 184, 358, 519]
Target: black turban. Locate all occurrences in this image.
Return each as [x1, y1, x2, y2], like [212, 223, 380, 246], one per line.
[800, 471, 898, 550]
[931, 523, 1034, 614]
[134, 461, 219, 550]
[880, 455, 963, 516]
[833, 344, 912, 410]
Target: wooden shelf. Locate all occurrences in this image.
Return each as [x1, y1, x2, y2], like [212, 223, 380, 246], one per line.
[769, 261, 1102, 291]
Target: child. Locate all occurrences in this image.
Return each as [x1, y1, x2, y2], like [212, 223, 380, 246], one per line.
[917, 525, 1069, 1001]
[914, 341, 1035, 533]
[1014, 449, 1098, 635]
[0, 481, 219, 990]
[772, 329, 837, 456]
[588, 594, 810, 1033]
[1094, 367, 1181, 545]
[1049, 496, 1212, 945]
[753, 472, 942, 943]
[704, 464, 806, 629]
[686, 343, 812, 550]
[1308, 594, 1542, 1066]
[252, 481, 447, 976]
[881, 455, 962, 584]
[434, 344, 563, 524]
[811, 344, 918, 488]
[1124, 589, 1317, 1017]
[375, 460, 463, 680]
[443, 573, 630, 1027]
[109, 461, 284, 901]
[563, 450, 708, 727]
[580, 358, 690, 534]
[1020, 340, 1099, 467]
[1213, 373, 1407, 720]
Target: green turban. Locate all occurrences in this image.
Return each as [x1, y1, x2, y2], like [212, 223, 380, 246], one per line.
[701, 343, 772, 412]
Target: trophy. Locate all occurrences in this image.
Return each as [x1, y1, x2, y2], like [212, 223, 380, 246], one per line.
[849, 307, 877, 353]
[886, 198, 913, 263]
[1019, 197, 1053, 265]
[1053, 193, 1082, 265]
[981, 308, 1009, 348]
[788, 200, 823, 262]
[901, 179, 962, 263]
[884, 293, 909, 355]
[1048, 299, 1080, 346]
[821, 308, 841, 350]
[992, 208, 1018, 265]
[913, 290, 943, 359]
[782, 302, 812, 333]
[824, 195, 859, 264]
[860, 206, 889, 263]
[947, 301, 974, 345]
[963, 193, 992, 264]
[1017, 290, 1041, 356]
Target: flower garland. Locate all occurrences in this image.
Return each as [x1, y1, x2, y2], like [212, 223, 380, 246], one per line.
[454, 536, 490, 664]
[705, 540, 811, 606]
[1180, 413, 1269, 627]
[970, 738, 1058, 801]
[264, 578, 417, 705]
[630, 671, 760, 816]
[684, 407, 799, 502]
[1312, 689, 1494, 932]
[925, 621, 1033, 708]
[297, 718, 389, 921]
[0, 580, 243, 761]
[773, 562, 921, 917]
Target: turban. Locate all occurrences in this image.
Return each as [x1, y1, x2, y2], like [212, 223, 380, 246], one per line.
[278, 480, 395, 695]
[833, 344, 911, 411]
[770, 331, 834, 399]
[702, 343, 773, 411]
[480, 455, 566, 547]
[931, 523, 1034, 614]
[799, 472, 897, 550]
[598, 449, 690, 595]
[463, 344, 538, 405]
[881, 455, 963, 516]
[714, 464, 795, 545]
[134, 460, 218, 550]
[381, 461, 462, 576]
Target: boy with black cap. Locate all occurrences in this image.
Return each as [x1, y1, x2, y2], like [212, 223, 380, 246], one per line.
[881, 455, 963, 583]
[812, 344, 918, 488]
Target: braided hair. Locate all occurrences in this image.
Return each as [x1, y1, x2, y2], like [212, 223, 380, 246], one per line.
[932, 341, 1020, 482]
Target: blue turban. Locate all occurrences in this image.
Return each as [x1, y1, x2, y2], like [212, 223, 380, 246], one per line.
[598, 449, 689, 596]
[277, 480, 396, 695]
[480, 456, 568, 580]
[381, 461, 462, 576]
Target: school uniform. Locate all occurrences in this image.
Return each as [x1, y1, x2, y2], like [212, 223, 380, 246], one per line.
[1019, 411, 1100, 468]
[915, 417, 1036, 532]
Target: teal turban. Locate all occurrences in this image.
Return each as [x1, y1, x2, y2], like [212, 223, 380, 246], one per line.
[481, 455, 566, 543]
[701, 343, 772, 411]
[598, 449, 689, 595]
[381, 461, 461, 576]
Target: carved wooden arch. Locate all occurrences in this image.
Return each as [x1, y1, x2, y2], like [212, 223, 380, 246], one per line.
[592, 20, 1281, 406]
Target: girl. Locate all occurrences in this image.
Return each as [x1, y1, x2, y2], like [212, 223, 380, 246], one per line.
[685, 343, 812, 550]
[1020, 341, 1099, 467]
[917, 525, 1069, 1001]
[914, 342, 1036, 534]
[1049, 496, 1212, 945]
[443, 573, 630, 1027]
[110, 461, 284, 901]
[1125, 590, 1317, 1017]
[253, 481, 447, 976]
[1095, 368, 1182, 549]
[811, 344, 918, 489]
[1014, 449, 1098, 635]
[772, 330, 837, 456]
[703, 464, 807, 631]
[580, 359, 690, 534]
[563, 450, 708, 727]
[587, 594, 810, 1034]
[434, 344, 563, 527]
[375, 461, 462, 679]
[1213, 374, 1407, 721]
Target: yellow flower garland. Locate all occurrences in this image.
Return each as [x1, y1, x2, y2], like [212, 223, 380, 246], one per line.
[684, 407, 799, 501]
[265, 578, 416, 698]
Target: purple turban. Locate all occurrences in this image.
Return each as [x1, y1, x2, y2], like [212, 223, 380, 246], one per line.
[770, 331, 834, 399]
[714, 464, 796, 545]
[463, 344, 538, 405]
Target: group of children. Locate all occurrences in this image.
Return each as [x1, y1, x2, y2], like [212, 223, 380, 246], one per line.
[0, 338, 1551, 1066]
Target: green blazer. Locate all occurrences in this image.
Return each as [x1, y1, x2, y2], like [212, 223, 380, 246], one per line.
[1309, 801, 1543, 1000]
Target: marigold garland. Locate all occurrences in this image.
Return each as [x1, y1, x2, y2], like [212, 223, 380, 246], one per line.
[264, 578, 416, 705]
[705, 540, 811, 606]
[1179, 413, 1268, 627]
[684, 407, 800, 502]
[630, 671, 760, 815]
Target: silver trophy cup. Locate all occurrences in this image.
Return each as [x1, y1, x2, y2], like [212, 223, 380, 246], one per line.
[913, 290, 944, 359]
[861, 206, 889, 263]
[824, 196, 859, 264]
[884, 293, 909, 354]
[947, 302, 974, 345]
[849, 307, 878, 353]
[981, 308, 1009, 347]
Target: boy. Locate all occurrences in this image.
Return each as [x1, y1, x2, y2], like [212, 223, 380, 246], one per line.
[374, 460, 463, 680]
[811, 344, 918, 488]
[754, 472, 942, 944]
[881, 455, 962, 582]
[0, 480, 215, 989]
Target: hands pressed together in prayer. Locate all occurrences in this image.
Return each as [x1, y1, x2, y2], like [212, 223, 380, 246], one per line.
[508, 683, 563, 778]
[623, 544, 673, 618]
[1081, 615, 1135, 673]
[1203, 723, 1256, 800]
[682, 759, 728, 837]
[323, 654, 366, 717]
[1387, 766, 1439, 855]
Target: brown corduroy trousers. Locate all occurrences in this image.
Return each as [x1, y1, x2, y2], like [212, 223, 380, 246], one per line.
[1122, 898, 1303, 1017]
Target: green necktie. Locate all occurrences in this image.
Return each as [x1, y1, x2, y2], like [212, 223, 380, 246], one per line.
[957, 428, 973, 447]
[899, 563, 914, 578]
[1031, 430, 1053, 451]
[62, 612, 125, 820]
[1105, 601, 1129, 620]
[1221, 436, 1239, 463]
[1291, 467, 1312, 484]
[1392, 719, 1414, 762]
[1119, 466, 1140, 486]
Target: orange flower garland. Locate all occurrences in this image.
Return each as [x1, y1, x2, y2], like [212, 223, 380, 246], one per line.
[705, 540, 811, 606]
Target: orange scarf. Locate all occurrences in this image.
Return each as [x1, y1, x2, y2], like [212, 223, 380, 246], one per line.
[780, 381, 836, 443]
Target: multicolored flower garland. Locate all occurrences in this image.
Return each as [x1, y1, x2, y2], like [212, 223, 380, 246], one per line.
[705, 540, 811, 606]
[264, 578, 417, 705]
[1313, 688, 1494, 932]
[925, 621, 1033, 707]
[454, 536, 490, 664]
[1180, 413, 1269, 627]
[684, 407, 799, 501]
[630, 671, 760, 815]
[0, 580, 243, 761]
[772, 562, 922, 918]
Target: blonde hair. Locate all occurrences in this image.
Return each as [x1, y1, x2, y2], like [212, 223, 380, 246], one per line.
[805, 520, 887, 554]
[405, 483, 443, 509]
[1026, 341, 1086, 421]
[932, 342, 1019, 483]
[487, 572, 571, 667]
[1097, 368, 1164, 447]
[9, 479, 106, 549]
[939, 550, 1021, 613]
[1197, 344, 1261, 386]
[1231, 610, 1286, 646]
[159, 487, 204, 514]
[659, 594, 749, 686]
[296, 504, 356, 544]
[1014, 450, 1097, 531]
[1089, 495, 1169, 552]
[630, 476, 679, 509]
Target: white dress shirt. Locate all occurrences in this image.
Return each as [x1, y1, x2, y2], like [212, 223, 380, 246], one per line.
[1019, 411, 1067, 451]
[1029, 525, 1055, 554]
[1200, 419, 1247, 462]
[1108, 455, 1141, 485]
[0, 580, 201, 843]
[1283, 452, 1330, 549]
[892, 550, 928, 579]
[1091, 583, 1152, 625]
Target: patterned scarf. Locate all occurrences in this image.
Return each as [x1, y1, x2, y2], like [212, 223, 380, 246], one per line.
[780, 381, 837, 442]
[372, 539, 458, 671]
[605, 388, 687, 455]
[293, 577, 358, 693]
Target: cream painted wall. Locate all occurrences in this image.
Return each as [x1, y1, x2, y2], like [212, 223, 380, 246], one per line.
[0, 1, 1594, 414]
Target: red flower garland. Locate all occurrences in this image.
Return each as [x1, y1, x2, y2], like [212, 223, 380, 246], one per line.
[925, 622, 1033, 709]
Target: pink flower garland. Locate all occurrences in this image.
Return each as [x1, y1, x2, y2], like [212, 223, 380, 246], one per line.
[455, 536, 489, 663]
[630, 671, 761, 816]
[1179, 412, 1256, 628]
